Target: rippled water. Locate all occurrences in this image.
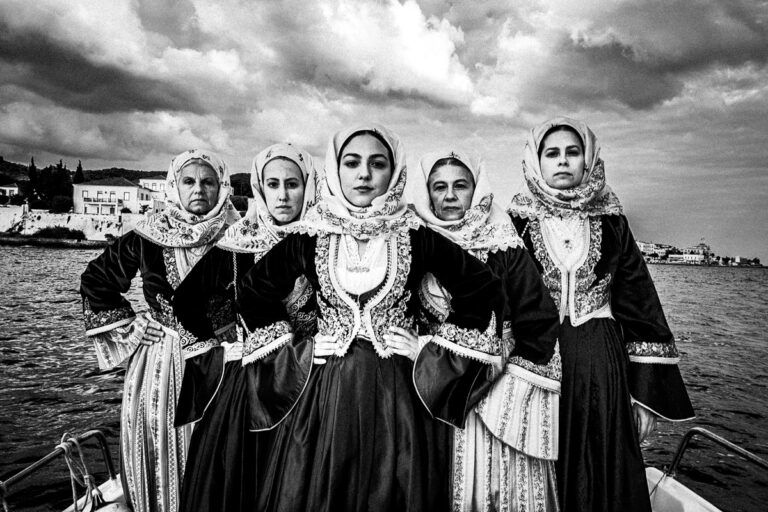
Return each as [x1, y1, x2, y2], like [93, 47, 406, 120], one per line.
[1, 246, 766, 511]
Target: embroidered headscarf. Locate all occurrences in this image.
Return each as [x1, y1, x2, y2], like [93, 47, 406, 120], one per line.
[507, 117, 622, 219]
[134, 149, 240, 248]
[298, 123, 421, 239]
[411, 149, 522, 255]
[218, 143, 317, 258]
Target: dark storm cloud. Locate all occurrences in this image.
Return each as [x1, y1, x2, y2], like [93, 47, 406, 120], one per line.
[0, 23, 200, 114]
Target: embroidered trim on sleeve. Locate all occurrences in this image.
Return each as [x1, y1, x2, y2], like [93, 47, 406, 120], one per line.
[83, 298, 136, 336]
[507, 343, 562, 382]
[430, 314, 502, 364]
[242, 320, 293, 364]
[626, 341, 680, 364]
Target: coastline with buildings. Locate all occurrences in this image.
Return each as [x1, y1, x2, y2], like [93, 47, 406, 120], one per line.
[0, 156, 764, 266]
[636, 240, 763, 268]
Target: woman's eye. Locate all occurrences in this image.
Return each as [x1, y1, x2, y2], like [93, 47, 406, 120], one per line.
[266, 181, 278, 188]
[544, 150, 559, 158]
[182, 178, 195, 185]
[343, 160, 359, 169]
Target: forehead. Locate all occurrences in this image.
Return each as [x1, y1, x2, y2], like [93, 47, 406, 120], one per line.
[179, 161, 218, 178]
[262, 158, 303, 179]
[341, 134, 389, 157]
[429, 164, 473, 183]
[541, 129, 582, 148]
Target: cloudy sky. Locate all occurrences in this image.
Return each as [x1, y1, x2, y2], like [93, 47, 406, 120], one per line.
[0, 0, 766, 260]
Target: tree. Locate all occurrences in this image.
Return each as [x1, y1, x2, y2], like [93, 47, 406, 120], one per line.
[73, 160, 85, 184]
[50, 195, 73, 213]
[28, 157, 38, 195]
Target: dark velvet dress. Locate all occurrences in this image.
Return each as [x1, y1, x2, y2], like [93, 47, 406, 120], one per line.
[420, 246, 561, 510]
[177, 250, 318, 512]
[237, 226, 502, 512]
[511, 214, 695, 512]
[80, 231, 236, 512]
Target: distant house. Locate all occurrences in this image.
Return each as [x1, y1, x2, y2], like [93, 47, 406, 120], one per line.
[73, 178, 153, 215]
[0, 183, 19, 197]
[138, 178, 167, 197]
[668, 253, 706, 264]
[137, 178, 168, 212]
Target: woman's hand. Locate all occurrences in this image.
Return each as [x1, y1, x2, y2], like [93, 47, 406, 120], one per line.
[129, 315, 165, 346]
[384, 326, 420, 361]
[313, 334, 338, 365]
[633, 402, 658, 443]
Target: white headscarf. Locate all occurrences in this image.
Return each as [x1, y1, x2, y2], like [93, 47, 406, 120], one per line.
[297, 124, 421, 239]
[134, 149, 240, 248]
[218, 143, 317, 258]
[507, 116, 623, 219]
[411, 149, 522, 254]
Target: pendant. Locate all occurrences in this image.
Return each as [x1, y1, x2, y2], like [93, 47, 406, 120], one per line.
[563, 239, 572, 249]
[346, 264, 371, 273]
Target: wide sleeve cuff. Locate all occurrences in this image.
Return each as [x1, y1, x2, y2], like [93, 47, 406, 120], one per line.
[245, 334, 314, 431]
[175, 346, 226, 426]
[413, 340, 495, 428]
[90, 322, 139, 370]
[83, 298, 136, 336]
[431, 317, 503, 366]
[242, 320, 293, 364]
[476, 349, 561, 461]
[626, 341, 694, 421]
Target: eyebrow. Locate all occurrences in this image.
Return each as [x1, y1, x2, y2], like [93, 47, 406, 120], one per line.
[342, 152, 388, 159]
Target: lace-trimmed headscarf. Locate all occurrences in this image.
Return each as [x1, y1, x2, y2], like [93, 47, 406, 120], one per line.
[410, 149, 522, 254]
[134, 149, 240, 248]
[218, 143, 317, 258]
[507, 117, 623, 219]
[298, 123, 421, 239]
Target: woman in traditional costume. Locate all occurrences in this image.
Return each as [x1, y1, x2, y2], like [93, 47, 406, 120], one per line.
[80, 149, 240, 512]
[178, 143, 317, 512]
[410, 149, 561, 511]
[238, 124, 503, 512]
[507, 117, 695, 511]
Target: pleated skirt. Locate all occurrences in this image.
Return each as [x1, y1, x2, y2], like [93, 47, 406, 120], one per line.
[257, 339, 451, 512]
[557, 318, 651, 512]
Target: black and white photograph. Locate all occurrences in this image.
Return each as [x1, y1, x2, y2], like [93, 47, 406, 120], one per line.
[0, 1, 766, 511]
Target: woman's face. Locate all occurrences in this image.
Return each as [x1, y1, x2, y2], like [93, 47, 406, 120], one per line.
[428, 163, 475, 221]
[178, 161, 220, 215]
[262, 158, 305, 225]
[339, 134, 393, 207]
[539, 129, 586, 190]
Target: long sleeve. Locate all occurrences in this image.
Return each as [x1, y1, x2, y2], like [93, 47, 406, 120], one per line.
[80, 232, 142, 369]
[236, 234, 316, 431]
[501, 247, 559, 364]
[412, 227, 503, 428]
[610, 215, 694, 421]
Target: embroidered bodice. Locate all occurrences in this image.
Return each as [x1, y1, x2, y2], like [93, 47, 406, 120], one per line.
[527, 216, 612, 326]
[316, 232, 413, 358]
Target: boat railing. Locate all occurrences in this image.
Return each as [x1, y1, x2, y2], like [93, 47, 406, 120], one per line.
[0, 429, 117, 510]
[666, 426, 768, 478]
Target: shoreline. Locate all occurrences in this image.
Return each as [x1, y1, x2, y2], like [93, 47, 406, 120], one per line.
[647, 261, 764, 269]
[0, 234, 109, 249]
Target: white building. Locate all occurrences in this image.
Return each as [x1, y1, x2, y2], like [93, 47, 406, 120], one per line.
[138, 177, 167, 212]
[73, 178, 153, 215]
[668, 253, 706, 264]
[138, 178, 167, 198]
[0, 183, 19, 197]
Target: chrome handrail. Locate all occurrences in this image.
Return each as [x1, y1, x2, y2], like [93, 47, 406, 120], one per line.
[666, 427, 768, 477]
[0, 430, 117, 500]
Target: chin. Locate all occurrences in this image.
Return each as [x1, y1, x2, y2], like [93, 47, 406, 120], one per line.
[439, 210, 465, 221]
[348, 194, 374, 208]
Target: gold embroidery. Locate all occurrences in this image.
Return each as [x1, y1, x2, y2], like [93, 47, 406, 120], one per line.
[243, 320, 292, 360]
[82, 298, 135, 333]
[163, 249, 181, 289]
[626, 341, 679, 358]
